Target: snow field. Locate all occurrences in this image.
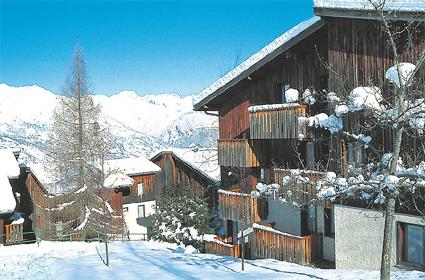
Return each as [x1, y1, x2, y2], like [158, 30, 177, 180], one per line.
[0, 241, 424, 280]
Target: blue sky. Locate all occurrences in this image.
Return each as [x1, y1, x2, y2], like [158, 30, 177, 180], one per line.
[0, 0, 314, 96]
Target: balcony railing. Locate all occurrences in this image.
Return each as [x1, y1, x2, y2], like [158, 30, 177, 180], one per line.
[136, 216, 153, 228]
[252, 223, 322, 265]
[5, 224, 23, 244]
[217, 139, 259, 167]
[218, 189, 267, 224]
[249, 104, 307, 139]
[274, 169, 325, 205]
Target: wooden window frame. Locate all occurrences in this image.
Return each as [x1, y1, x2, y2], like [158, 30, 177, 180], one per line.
[397, 222, 425, 268]
[137, 182, 144, 197]
[138, 205, 146, 218]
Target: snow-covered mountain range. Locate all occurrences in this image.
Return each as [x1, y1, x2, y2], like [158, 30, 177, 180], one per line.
[0, 83, 219, 178]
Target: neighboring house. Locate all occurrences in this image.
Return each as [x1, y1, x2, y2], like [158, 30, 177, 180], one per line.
[150, 150, 220, 227]
[0, 149, 25, 244]
[105, 156, 161, 240]
[194, 0, 424, 270]
[24, 164, 130, 239]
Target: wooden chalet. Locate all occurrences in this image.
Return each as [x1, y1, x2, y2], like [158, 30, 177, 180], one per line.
[104, 156, 161, 240]
[21, 163, 132, 240]
[105, 156, 161, 204]
[194, 0, 425, 269]
[150, 150, 218, 205]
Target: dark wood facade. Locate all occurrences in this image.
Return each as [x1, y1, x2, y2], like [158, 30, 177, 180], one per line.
[122, 173, 157, 204]
[195, 2, 424, 267]
[25, 168, 128, 237]
[211, 24, 330, 191]
[150, 151, 218, 207]
[327, 17, 425, 93]
[198, 16, 425, 192]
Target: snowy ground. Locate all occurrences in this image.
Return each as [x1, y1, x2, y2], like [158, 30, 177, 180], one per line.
[0, 241, 424, 280]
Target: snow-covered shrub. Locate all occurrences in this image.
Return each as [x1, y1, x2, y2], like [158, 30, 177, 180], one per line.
[151, 189, 211, 249]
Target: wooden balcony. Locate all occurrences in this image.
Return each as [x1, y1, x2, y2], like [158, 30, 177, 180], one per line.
[218, 189, 267, 224]
[252, 224, 322, 265]
[274, 169, 325, 205]
[204, 236, 240, 258]
[249, 104, 307, 139]
[217, 139, 259, 167]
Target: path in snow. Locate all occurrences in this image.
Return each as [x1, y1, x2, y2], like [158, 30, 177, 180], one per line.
[0, 241, 424, 280]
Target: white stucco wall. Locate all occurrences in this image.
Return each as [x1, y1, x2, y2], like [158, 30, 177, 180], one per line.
[334, 205, 425, 270]
[123, 201, 156, 240]
[265, 199, 302, 236]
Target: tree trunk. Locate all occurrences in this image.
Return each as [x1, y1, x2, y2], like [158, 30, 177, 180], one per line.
[105, 233, 109, 266]
[380, 196, 395, 280]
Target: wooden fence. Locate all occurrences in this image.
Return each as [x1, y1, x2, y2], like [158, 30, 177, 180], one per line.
[252, 224, 322, 265]
[218, 190, 267, 224]
[205, 238, 240, 258]
[218, 139, 259, 167]
[249, 104, 307, 139]
[5, 224, 24, 244]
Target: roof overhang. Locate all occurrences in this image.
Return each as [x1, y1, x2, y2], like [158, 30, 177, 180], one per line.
[314, 7, 425, 21]
[193, 18, 326, 111]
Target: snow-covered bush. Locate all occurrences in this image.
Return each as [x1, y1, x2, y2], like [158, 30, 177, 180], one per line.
[151, 189, 211, 249]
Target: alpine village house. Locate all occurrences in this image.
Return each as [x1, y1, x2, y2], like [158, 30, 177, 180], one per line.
[1, 151, 218, 245]
[195, 0, 425, 271]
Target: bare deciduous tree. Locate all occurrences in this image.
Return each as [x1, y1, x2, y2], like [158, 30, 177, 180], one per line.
[46, 44, 120, 239]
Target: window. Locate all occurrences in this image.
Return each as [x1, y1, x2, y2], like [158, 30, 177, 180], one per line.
[398, 223, 424, 266]
[260, 168, 265, 182]
[306, 141, 315, 170]
[138, 205, 146, 218]
[123, 207, 128, 213]
[281, 84, 290, 103]
[307, 206, 317, 234]
[137, 182, 144, 197]
[324, 207, 335, 237]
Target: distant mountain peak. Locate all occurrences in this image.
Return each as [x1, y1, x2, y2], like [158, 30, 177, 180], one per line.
[0, 84, 219, 179]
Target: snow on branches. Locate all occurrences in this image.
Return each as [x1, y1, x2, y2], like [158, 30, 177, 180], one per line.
[151, 189, 211, 249]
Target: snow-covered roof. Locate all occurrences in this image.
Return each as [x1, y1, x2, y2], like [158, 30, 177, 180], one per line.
[105, 156, 161, 177]
[0, 173, 16, 214]
[29, 163, 54, 186]
[104, 172, 134, 189]
[193, 16, 324, 111]
[0, 149, 20, 179]
[314, 0, 425, 19]
[0, 149, 20, 214]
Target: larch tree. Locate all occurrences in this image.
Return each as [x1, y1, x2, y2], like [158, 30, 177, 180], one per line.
[46, 45, 120, 237]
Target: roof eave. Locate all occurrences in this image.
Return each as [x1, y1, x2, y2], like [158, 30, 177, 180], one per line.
[314, 7, 425, 21]
[193, 19, 326, 112]
[127, 170, 161, 177]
